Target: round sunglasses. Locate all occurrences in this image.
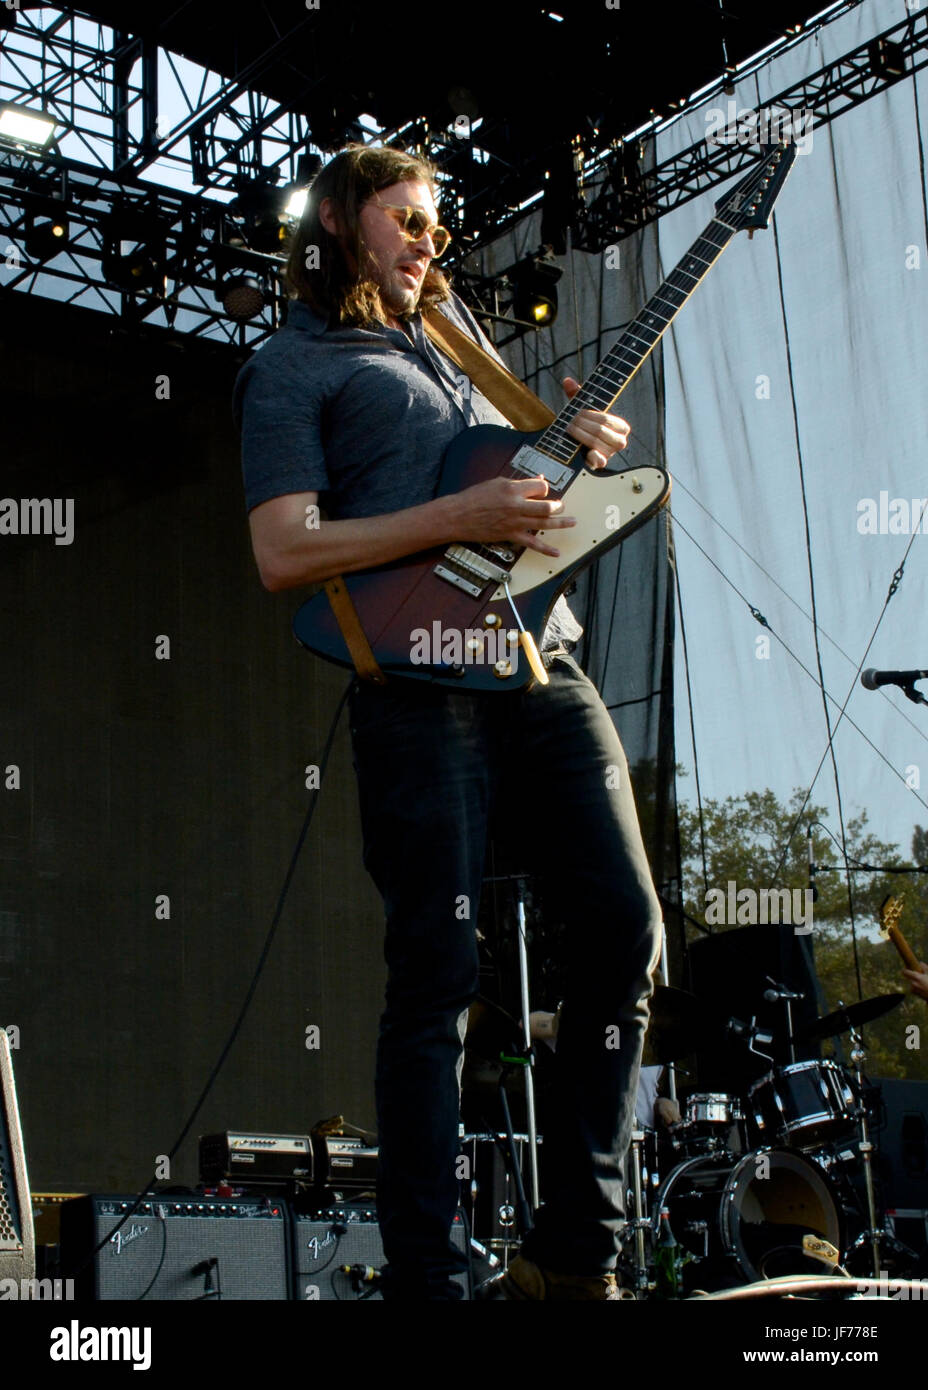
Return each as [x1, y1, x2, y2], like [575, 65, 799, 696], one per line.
[367, 198, 452, 257]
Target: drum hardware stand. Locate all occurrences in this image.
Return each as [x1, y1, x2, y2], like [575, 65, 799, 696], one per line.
[496, 1086, 534, 1243]
[657, 926, 678, 1109]
[764, 979, 804, 1064]
[726, 1014, 775, 1064]
[479, 871, 542, 1213]
[626, 1129, 654, 1295]
[511, 874, 541, 1211]
[845, 1024, 891, 1278]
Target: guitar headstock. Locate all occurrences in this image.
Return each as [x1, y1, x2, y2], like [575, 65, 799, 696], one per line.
[715, 142, 797, 233]
[879, 892, 905, 941]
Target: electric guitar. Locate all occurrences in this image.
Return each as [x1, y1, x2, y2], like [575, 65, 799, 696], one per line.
[879, 894, 922, 971]
[294, 143, 797, 690]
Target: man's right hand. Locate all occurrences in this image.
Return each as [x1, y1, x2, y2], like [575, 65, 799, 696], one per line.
[448, 475, 576, 558]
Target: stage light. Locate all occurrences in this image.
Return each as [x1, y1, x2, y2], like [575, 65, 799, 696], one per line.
[868, 38, 905, 80]
[24, 203, 68, 263]
[219, 274, 266, 321]
[509, 253, 563, 329]
[284, 188, 308, 220]
[228, 177, 292, 254]
[0, 104, 56, 147]
[283, 156, 324, 222]
[102, 212, 166, 290]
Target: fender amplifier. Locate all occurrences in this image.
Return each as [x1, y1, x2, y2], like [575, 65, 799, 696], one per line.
[59, 1194, 289, 1300]
[292, 1203, 470, 1300]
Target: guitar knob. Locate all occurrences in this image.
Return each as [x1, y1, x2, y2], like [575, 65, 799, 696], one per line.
[494, 660, 514, 679]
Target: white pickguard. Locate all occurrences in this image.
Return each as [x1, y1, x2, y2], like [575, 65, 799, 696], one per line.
[490, 465, 670, 599]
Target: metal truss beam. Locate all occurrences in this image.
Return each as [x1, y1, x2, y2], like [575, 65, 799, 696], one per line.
[1, 3, 926, 348]
[580, 7, 928, 247]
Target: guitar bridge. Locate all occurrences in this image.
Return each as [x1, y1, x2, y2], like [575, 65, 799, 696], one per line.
[433, 563, 484, 598]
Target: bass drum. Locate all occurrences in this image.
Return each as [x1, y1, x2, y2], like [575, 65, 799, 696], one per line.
[653, 1147, 844, 1289]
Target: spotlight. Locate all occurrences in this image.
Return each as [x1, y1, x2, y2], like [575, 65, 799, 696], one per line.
[228, 177, 291, 254]
[24, 201, 68, 263]
[0, 104, 56, 147]
[283, 154, 324, 222]
[219, 274, 267, 321]
[509, 253, 563, 329]
[868, 38, 905, 80]
[284, 187, 308, 220]
[102, 212, 166, 290]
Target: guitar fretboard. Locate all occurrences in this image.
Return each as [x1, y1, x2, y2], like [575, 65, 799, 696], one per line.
[535, 217, 737, 469]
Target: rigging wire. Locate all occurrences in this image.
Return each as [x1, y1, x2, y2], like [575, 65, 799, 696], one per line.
[671, 514, 928, 820]
[674, 537, 710, 899]
[768, 185, 863, 1004]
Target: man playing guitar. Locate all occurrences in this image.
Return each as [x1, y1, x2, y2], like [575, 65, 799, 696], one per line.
[234, 144, 663, 1300]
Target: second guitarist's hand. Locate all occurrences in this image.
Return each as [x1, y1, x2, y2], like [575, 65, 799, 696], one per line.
[562, 376, 631, 471]
[902, 962, 928, 1002]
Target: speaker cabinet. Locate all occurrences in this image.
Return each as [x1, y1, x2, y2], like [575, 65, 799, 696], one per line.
[0, 1029, 34, 1286]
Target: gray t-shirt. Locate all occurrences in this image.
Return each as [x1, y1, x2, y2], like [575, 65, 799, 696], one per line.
[232, 290, 581, 649]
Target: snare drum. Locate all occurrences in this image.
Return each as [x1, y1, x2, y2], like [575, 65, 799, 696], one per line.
[672, 1093, 742, 1156]
[747, 1060, 856, 1149]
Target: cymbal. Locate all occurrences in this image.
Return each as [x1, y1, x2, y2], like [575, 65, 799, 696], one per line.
[466, 987, 728, 1073]
[795, 993, 905, 1042]
[642, 986, 728, 1066]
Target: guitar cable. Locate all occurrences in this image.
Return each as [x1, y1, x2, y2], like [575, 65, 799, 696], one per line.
[63, 678, 353, 1286]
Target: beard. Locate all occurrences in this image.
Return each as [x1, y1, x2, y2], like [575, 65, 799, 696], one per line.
[381, 266, 420, 320]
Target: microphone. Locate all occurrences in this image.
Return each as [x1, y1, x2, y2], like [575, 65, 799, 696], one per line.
[763, 986, 803, 1003]
[861, 667, 928, 690]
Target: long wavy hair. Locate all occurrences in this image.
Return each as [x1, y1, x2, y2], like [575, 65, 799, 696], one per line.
[283, 144, 451, 326]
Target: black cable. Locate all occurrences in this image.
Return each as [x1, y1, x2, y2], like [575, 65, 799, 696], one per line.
[135, 1205, 168, 1301]
[66, 678, 352, 1280]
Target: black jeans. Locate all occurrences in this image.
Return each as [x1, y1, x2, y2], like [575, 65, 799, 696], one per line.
[347, 653, 663, 1300]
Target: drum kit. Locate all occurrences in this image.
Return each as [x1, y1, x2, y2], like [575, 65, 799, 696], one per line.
[623, 983, 910, 1295]
[461, 974, 912, 1297]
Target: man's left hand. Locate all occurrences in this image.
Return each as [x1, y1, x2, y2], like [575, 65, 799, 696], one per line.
[562, 377, 631, 470]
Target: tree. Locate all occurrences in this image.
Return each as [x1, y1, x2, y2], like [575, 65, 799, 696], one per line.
[677, 786, 928, 1081]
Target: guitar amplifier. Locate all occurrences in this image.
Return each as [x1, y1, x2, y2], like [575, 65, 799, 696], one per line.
[59, 1194, 289, 1301]
[199, 1131, 314, 1187]
[311, 1133, 379, 1192]
[292, 1203, 470, 1300]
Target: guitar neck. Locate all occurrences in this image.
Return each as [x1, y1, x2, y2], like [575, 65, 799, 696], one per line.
[534, 215, 737, 467]
[886, 921, 920, 971]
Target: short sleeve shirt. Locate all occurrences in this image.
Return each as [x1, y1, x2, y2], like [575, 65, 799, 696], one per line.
[232, 290, 581, 646]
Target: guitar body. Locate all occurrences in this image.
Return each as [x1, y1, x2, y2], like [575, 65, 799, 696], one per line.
[292, 424, 670, 691]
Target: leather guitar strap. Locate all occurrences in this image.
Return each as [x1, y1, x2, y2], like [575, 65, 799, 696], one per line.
[326, 307, 556, 683]
[422, 308, 556, 430]
[323, 575, 388, 685]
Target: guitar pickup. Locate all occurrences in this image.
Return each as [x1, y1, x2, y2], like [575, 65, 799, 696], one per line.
[444, 545, 511, 585]
[509, 444, 575, 492]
